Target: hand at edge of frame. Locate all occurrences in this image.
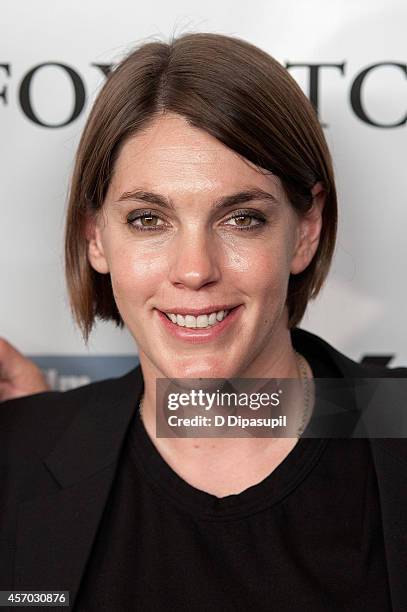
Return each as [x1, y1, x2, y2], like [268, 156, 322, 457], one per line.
[0, 337, 51, 402]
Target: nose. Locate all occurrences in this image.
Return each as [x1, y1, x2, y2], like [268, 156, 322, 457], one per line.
[168, 228, 221, 290]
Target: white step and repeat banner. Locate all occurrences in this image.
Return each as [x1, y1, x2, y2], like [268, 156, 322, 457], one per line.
[1, 0, 406, 388]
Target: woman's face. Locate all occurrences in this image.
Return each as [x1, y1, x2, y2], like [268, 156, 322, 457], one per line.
[88, 113, 323, 380]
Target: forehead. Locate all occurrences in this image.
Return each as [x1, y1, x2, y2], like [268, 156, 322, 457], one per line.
[109, 113, 283, 198]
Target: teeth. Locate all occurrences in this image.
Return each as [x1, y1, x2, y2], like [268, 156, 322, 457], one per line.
[208, 313, 217, 325]
[185, 315, 197, 328]
[165, 309, 230, 328]
[176, 314, 185, 326]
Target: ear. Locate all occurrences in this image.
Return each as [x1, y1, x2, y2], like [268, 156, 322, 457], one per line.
[290, 182, 325, 275]
[86, 212, 110, 274]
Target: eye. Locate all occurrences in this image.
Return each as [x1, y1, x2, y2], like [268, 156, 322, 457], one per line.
[223, 210, 266, 231]
[126, 210, 166, 231]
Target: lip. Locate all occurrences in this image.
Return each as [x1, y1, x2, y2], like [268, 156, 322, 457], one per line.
[156, 304, 239, 316]
[155, 305, 243, 344]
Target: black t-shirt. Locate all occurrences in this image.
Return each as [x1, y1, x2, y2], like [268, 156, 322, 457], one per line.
[74, 353, 392, 611]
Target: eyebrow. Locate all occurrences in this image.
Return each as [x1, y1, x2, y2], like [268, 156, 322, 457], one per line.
[114, 187, 279, 210]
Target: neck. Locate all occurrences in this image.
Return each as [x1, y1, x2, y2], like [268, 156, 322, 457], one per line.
[137, 339, 314, 464]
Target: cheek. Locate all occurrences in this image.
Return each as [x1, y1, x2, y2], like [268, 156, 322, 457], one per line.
[251, 257, 290, 309]
[108, 242, 169, 306]
[221, 236, 252, 273]
[224, 238, 291, 297]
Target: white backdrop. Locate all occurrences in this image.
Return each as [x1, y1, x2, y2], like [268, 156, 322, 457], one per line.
[1, 0, 406, 379]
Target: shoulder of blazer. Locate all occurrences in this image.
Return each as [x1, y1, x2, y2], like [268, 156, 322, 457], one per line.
[0, 364, 143, 467]
[292, 327, 407, 378]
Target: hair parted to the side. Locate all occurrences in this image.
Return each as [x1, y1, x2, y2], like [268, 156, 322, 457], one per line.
[65, 32, 337, 343]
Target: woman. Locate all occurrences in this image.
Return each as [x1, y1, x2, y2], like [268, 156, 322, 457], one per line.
[1, 32, 406, 611]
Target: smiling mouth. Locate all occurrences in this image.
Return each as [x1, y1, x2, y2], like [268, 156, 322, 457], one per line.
[163, 309, 232, 329]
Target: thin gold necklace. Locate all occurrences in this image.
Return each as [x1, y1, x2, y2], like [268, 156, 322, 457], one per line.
[294, 351, 312, 437]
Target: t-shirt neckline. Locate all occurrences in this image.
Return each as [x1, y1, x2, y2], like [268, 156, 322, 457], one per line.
[128, 340, 339, 521]
[130, 416, 328, 521]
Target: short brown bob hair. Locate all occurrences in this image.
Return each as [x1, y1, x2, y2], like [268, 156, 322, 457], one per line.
[65, 32, 337, 343]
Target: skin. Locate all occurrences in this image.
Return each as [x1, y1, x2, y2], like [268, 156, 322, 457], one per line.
[87, 112, 325, 496]
[0, 338, 49, 401]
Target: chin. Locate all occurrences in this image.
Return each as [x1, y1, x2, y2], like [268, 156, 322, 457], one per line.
[163, 358, 236, 381]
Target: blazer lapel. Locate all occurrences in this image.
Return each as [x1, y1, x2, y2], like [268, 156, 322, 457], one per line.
[324, 335, 407, 611]
[14, 464, 118, 601]
[294, 328, 407, 610]
[14, 365, 144, 608]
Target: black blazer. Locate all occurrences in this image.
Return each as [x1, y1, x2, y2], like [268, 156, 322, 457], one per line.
[1, 328, 406, 610]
